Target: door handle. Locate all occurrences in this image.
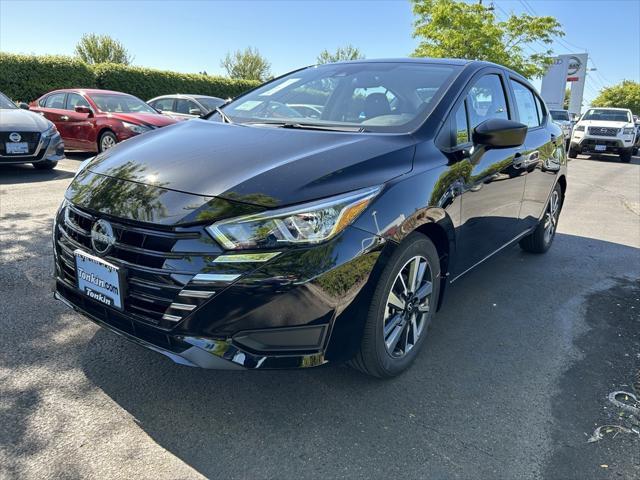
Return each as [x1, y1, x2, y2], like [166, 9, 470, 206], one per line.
[60, 115, 69, 121]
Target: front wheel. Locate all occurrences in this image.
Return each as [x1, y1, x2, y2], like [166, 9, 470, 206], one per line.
[33, 160, 57, 170]
[349, 232, 440, 378]
[568, 145, 578, 159]
[98, 131, 117, 152]
[620, 149, 632, 163]
[519, 183, 562, 254]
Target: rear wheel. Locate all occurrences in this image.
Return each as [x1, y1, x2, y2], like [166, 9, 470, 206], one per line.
[33, 160, 57, 170]
[98, 131, 117, 152]
[349, 232, 440, 378]
[519, 183, 562, 254]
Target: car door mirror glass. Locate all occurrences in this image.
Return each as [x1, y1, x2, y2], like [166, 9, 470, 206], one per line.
[472, 118, 527, 149]
[74, 105, 93, 116]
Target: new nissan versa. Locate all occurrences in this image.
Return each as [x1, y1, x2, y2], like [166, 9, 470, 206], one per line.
[0, 91, 64, 169]
[30, 89, 178, 153]
[53, 59, 567, 378]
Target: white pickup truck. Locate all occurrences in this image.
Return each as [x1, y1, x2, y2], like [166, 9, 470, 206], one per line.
[569, 107, 636, 162]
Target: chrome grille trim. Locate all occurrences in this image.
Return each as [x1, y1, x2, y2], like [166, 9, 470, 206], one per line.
[179, 290, 215, 298]
[169, 303, 197, 311]
[192, 273, 241, 284]
[162, 314, 183, 322]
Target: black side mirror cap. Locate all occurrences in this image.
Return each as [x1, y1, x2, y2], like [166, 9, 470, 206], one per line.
[472, 118, 528, 149]
[18, 102, 29, 110]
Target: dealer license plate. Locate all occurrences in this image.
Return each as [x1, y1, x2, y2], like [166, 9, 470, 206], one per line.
[594, 144, 607, 152]
[74, 249, 123, 310]
[6, 142, 29, 154]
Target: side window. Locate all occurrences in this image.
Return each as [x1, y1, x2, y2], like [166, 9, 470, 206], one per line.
[510, 80, 540, 128]
[467, 74, 509, 129]
[44, 93, 66, 109]
[453, 101, 470, 145]
[66, 93, 89, 111]
[152, 98, 175, 112]
[175, 99, 199, 114]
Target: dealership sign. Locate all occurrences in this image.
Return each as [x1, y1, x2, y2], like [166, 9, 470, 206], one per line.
[540, 53, 588, 115]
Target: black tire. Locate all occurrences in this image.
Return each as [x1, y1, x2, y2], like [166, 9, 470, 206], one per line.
[98, 130, 118, 152]
[349, 232, 441, 378]
[632, 147, 638, 156]
[519, 183, 563, 254]
[567, 145, 578, 159]
[32, 160, 57, 170]
[620, 149, 632, 163]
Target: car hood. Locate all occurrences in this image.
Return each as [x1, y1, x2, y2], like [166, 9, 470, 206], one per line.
[578, 120, 632, 129]
[106, 112, 178, 127]
[85, 119, 415, 207]
[0, 108, 51, 131]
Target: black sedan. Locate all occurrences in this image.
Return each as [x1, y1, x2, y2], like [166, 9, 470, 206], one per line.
[53, 59, 567, 377]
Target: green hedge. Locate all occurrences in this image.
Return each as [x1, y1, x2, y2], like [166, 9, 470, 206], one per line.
[0, 53, 95, 102]
[0, 53, 260, 103]
[91, 63, 259, 101]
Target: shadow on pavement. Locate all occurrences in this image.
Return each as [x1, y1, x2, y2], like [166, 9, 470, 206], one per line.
[69, 233, 640, 479]
[0, 163, 74, 184]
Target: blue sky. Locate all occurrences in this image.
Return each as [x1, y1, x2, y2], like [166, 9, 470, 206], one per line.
[1, 0, 639, 107]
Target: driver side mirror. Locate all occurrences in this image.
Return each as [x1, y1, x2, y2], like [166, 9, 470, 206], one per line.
[18, 102, 30, 110]
[189, 107, 202, 116]
[472, 118, 527, 149]
[74, 105, 94, 117]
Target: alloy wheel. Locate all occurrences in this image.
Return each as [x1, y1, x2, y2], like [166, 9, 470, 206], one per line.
[101, 135, 116, 151]
[383, 255, 433, 358]
[543, 190, 560, 244]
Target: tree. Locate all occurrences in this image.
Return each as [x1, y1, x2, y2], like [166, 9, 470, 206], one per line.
[220, 47, 271, 82]
[411, 0, 564, 79]
[75, 33, 132, 65]
[591, 80, 640, 114]
[317, 45, 364, 64]
[563, 87, 571, 110]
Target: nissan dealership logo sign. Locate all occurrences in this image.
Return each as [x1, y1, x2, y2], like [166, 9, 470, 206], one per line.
[567, 56, 582, 76]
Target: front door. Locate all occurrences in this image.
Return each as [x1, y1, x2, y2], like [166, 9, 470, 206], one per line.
[60, 93, 95, 150]
[453, 73, 527, 276]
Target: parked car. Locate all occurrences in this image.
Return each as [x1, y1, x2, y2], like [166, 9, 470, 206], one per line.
[569, 107, 636, 162]
[30, 89, 178, 153]
[0, 91, 64, 169]
[633, 115, 640, 155]
[549, 109, 572, 149]
[53, 59, 567, 378]
[147, 94, 226, 120]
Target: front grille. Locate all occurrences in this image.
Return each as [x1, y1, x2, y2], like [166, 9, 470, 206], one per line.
[0, 131, 42, 156]
[54, 203, 224, 329]
[588, 126, 619, 137]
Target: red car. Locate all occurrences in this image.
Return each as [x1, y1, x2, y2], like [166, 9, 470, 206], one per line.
[30, 89, 178, 152]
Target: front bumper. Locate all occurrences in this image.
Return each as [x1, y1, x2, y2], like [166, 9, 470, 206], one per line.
[0, 132, 64, 165]
[571, 134, 634, 154]
[53, 203, 386, 369]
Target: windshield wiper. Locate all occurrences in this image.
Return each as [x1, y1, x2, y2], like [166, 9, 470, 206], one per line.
[245, 121, 366, 133]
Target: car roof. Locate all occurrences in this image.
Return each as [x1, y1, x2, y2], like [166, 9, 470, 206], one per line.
[149, 94, 223, 99]
[588, 107, 631, 111]
[49, 88, 134, 96]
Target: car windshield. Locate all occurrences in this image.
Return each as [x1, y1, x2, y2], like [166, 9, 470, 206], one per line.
[582, 109, 631, 122]
[90, 93, 157, 114]
[0, 92, 17, 109]
[217, 62, 461, 133]
[550, 110, 570, 121]
[196, 97, 226, 111]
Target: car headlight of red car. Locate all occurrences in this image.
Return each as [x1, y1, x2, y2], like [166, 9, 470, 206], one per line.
[122, 122, 152, 134]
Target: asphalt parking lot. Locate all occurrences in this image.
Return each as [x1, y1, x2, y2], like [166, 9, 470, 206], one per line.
[1, 153, 639, 480]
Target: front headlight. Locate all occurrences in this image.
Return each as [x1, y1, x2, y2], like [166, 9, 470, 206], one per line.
[623, 127, 635, 135]
[575, 125, 585, 132]
[122, 121, 152, 134]
[207, 186, 381, 250]
[42, 124, 58, 138]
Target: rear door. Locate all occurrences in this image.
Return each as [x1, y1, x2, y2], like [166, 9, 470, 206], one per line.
[508, 78, 562, 229]
[452, 71, 528, 276]
[174, 98, 201, 119]
[33, 92, 67, 129]
[60, 93, 95, 149]
[149, 97, 177, 118]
